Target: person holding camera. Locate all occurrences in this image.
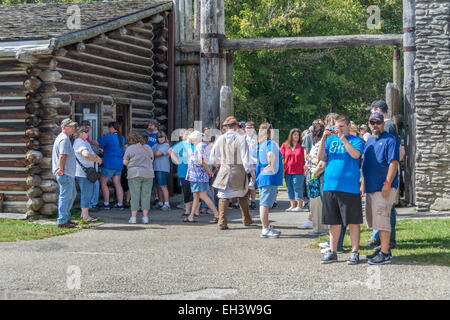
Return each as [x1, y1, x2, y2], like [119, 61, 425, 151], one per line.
[317, 114, 364, 265]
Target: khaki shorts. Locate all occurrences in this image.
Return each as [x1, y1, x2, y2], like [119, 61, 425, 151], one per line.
[365, 188, 397, 232]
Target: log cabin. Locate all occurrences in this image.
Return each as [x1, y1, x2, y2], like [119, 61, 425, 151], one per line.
[0, 0, 174, 218]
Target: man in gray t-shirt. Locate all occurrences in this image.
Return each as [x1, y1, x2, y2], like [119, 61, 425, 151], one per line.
[51, 119, 78, 228]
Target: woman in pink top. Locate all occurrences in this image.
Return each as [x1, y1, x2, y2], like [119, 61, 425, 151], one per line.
[280, 128, 306, 212]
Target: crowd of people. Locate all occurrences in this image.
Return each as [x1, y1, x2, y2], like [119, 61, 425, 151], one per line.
[51, 99, 404, 266]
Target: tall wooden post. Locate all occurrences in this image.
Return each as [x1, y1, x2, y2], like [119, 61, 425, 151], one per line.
[386, 82, 401, 119]
[393, 47, 402, 97]
[225, 52, 234, 114]
[220, 85, 233, 126]
[217, 0, 227, 88]
[403, 0, 416, 205]
[200, 0, 220, 129]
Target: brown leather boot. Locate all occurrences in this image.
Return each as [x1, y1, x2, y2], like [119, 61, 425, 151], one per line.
[218, 198, 229, 229]
[239, 196, 254, 226]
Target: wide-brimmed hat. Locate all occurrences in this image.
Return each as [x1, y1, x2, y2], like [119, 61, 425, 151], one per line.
[223, 116, 241, 126]
[61, 118, 77, 127]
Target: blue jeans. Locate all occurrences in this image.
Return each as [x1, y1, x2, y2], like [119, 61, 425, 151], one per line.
[370, 205, 397, 246]
[285, 174, 305, 200]
[90, 180, 99, 208]
[77, 177, 95, 209]
[259, 185, 278, 207]
[201, 186, 215, 209]
[56, 174, 77, 225]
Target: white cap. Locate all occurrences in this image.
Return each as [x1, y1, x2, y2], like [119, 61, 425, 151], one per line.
[188, 130, 203, 142]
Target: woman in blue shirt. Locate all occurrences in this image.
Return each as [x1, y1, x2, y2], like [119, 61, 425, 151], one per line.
[251, 123, 284, 239]
[95, 122, 126, 210]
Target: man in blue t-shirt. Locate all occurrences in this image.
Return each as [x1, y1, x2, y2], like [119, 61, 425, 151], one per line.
[362, 112, 399, 265]
[317, 114, 364, 265]
[145, 119, 159, 148]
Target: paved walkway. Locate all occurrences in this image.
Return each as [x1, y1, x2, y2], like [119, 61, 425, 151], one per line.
[0, 191, 448, 300]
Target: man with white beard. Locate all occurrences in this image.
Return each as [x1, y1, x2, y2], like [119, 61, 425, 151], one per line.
[209, 116, 254, 230]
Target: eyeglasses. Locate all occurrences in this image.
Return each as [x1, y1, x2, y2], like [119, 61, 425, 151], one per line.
[370, 121, 382, 125]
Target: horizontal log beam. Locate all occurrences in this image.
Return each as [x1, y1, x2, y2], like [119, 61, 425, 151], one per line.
[0, 146, 27, 154]
[55, 80, 153, 100]
[0, 109, 28, 119]
[176, 34, 403, 53]
[107, 33, 154, 49]
[126, 26, 155, 39]
[84, 44, 153, 67]
[0, 99, 27, 107]
[0, 135, 28, 143]
[64, 51, 152, 75]
[0, 85, 27, 97]
[99, 38, 154, 58]
[0, 73, 28, 83]
[57, 68, 153, 94]
[0, 158, 27, 168]
[55, 56, 153, 83]
[0, 122, 26, 132]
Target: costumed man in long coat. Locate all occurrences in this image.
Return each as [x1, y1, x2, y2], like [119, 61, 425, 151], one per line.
[209, 116, 254, 230]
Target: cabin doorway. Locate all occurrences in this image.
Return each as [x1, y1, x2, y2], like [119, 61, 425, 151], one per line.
[114, 104, 131, 140]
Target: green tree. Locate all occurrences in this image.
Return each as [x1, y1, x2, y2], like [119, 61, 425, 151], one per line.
[226, 0, 402, 141]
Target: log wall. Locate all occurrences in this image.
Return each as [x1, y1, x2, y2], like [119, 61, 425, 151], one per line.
[0, 59, 29, 215]
[0, 10, 170, 215]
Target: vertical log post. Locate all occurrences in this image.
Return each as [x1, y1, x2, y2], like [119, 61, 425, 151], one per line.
[225, 52, 234, 115]
[403, 0, 416, 205]
[168, 11, 175, 138]
[393, 47, 402, 97]
[220, 86, 233, 126]
[386, 82, 401, 119]
[217, 0, 227, 88]
[200, 0, 220, 129]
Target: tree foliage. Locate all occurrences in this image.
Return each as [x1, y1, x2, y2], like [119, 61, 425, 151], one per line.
[225, 0, 402, 140]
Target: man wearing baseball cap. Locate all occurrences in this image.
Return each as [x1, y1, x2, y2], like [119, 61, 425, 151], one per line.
[51, 118, 78, 228]
[361, 112, 400, 264]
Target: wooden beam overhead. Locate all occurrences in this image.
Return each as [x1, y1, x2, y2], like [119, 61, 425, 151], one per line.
[177, 34, 403, 53]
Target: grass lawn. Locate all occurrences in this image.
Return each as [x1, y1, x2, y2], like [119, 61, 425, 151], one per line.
[0, 209, 102, 242]
[308, 218, 450, 266]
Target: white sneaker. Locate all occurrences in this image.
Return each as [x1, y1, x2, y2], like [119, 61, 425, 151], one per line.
[285, 207, 294, 212]
[319, 241, 330, 249]
[128, 217, 137, 224]
[297, 220, 313, 229]
[161, 205, 170, 211]
[142, 216, 149, 224]
[261, 226, 281, 238]
[291, 207, 302, 212]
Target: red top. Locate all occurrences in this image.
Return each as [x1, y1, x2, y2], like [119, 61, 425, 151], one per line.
[280, 142, 305, 174]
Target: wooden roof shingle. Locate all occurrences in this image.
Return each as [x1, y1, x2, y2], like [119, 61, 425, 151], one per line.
[0, 0, 172, 41]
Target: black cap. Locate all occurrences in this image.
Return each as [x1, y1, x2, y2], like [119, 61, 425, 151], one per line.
[367, 100, 388, 113]
[369, 112, 384, 123]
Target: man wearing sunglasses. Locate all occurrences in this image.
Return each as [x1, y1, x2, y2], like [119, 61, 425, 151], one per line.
[361, 112, 400, 265]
